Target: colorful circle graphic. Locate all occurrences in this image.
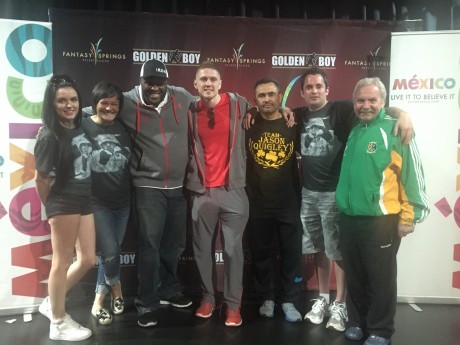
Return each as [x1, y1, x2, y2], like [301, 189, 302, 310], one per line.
[5, 23, 52, 77]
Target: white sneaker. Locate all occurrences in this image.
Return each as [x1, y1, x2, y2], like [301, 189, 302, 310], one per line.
[281, 303, 302, 322]
[304, 297, 329, 324]
[259, 300, 275, 318]
[50, 314, 92, 341]
[326, 301, 348, 332]
[39, 296, 52, 320]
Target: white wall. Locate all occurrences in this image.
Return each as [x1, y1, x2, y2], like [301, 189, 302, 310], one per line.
[390, 31, 460, 303]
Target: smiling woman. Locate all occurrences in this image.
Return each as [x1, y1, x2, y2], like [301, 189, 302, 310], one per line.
[34, 74, 95, 341]
[53, 87, 79, 128]
[90, 82, 123, 127]
[80, 81, 132, 326]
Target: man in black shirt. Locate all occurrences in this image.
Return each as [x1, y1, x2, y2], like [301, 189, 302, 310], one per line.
[296, 67, 412, 334]
[246, 77, 302, 322]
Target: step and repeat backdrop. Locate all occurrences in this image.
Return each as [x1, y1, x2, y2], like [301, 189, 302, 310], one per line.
[46, 8, 401, 300]
[2, 8, 458, 315]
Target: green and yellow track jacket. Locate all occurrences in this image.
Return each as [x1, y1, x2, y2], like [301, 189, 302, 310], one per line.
[336, 109, 429, 225]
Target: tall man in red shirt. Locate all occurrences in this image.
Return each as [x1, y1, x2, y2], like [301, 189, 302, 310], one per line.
[186, 61, 252, 327]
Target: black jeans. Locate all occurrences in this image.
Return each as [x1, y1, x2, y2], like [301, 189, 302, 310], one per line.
[248, 208, 302, 303]
[340, 214, 401, 339]
[134, 187, 187, 314]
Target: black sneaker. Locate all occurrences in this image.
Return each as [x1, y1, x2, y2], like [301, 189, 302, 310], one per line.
[137, 311, 157, 327]
[160, 294, 192, 308]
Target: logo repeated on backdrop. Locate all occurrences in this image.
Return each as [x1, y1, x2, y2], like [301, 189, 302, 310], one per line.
[391, 75, 457, 104]
[272, 52, 337, 69]
[133, 48, 201, 65]
[272, 51, 336, 106]
[344, 46, 390, 70]
[61, 37, 127, 64]
[248, 132, 294, 169]
[207, 43, 266, 69]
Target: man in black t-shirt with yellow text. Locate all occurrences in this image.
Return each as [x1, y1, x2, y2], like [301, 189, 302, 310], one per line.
[246, 77, 303, 323]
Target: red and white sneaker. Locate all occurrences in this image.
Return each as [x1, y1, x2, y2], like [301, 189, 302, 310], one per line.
[225, 307, 242, 327]
[195, 302, 215, 318]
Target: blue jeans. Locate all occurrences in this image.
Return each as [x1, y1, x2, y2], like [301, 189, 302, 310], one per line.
[134, 187, 187, 314]
[94, 204, 130, 295]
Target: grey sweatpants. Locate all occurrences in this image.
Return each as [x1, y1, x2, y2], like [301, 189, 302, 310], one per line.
[191, 186, 249, 310]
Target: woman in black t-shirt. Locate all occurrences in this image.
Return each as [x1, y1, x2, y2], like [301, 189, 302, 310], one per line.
[34, 75, 95, 342]
[83, 82, 131, 325]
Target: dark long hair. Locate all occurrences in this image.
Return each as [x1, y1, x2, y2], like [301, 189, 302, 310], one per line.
[42, 74, 83, 138]
[41, 74, 83, 189]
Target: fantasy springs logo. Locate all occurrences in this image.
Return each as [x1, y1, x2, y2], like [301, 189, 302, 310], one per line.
[207, 44, 266, 69]
[62, 38, 126, 64]
[344, 46, 390, 70]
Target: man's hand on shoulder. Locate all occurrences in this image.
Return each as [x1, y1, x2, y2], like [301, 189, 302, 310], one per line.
[282, 107, 296, 127]
[394, 111, 413, 144]
[243, 106, 258, 130]
[243, 106, 296, 129]
[387, 107, 413, 144]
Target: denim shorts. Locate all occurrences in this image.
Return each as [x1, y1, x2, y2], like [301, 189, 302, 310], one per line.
[300, 188, 342, 260]
[45, 192, 93, 218]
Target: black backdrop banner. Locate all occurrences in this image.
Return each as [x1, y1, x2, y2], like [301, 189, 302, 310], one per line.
[49, 8, 407, 295]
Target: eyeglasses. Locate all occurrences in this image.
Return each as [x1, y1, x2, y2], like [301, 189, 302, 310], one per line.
[208, 108, 215, 129]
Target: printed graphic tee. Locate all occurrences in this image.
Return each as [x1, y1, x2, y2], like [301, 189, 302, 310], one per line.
[296, 101, 355, 192]
[246, 116, 299, 214]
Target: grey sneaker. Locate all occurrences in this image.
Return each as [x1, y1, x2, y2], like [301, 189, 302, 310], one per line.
[304, 297, 329, 324]
[364, 334, 391, 345]
[345, 326, 364, 340]
[326, 301, 348, 331]
[281, 303, 302, 322]
[259, 300, 275, 318]
[49, 314, 92, 341]
[39, 296, 52, 320]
